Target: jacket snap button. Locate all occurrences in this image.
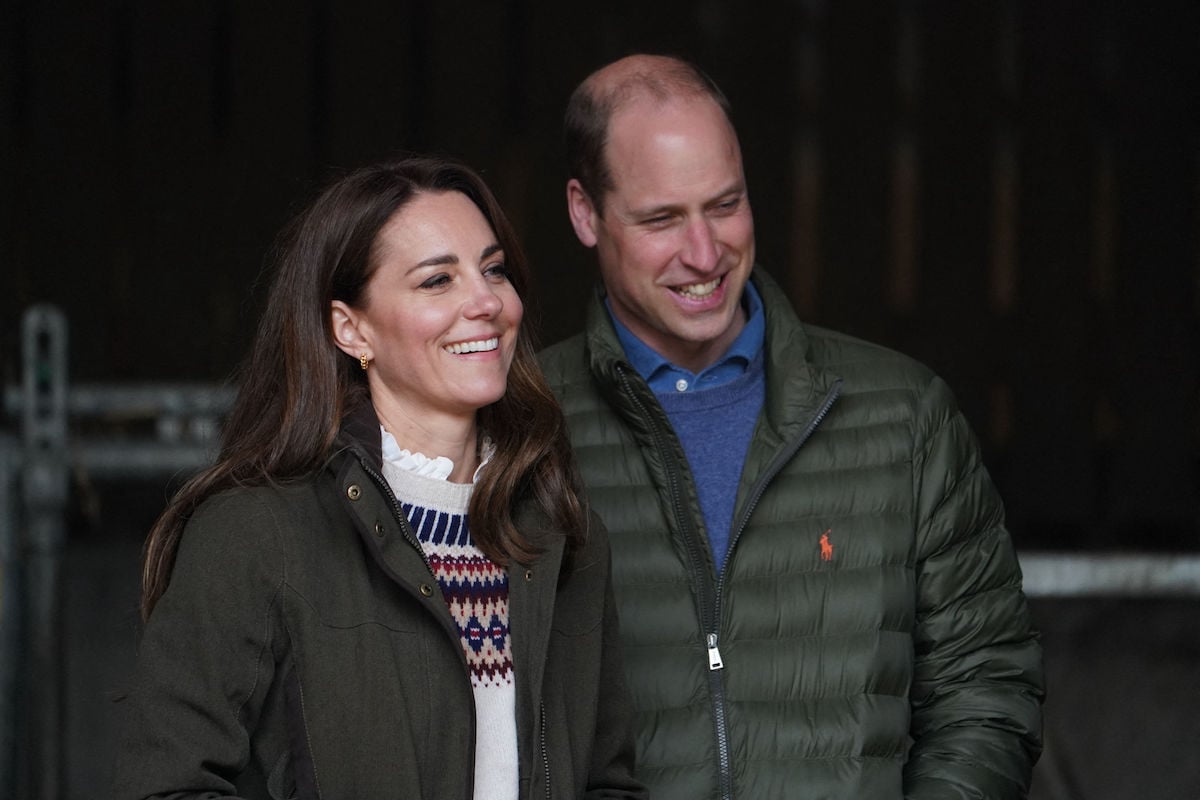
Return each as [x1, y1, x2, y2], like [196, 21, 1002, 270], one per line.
[419, 584, 434, 597]
[346, 484, 362, 501]
[373, 522, 385, 537]
[524, 569, 533, 582]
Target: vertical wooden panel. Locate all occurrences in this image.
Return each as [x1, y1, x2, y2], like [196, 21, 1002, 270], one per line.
[791, 135, 823, 319]
[1089, 144, 1118, 305]
[988, 140, 1018, 313]
[322, 2, 425, 165]
[790, 0, 825, 318]
[988, 0, 1020, 453]
[119, 2, 225, 377]
[989, 1, 1019, 317]
[1103, 0, 1199, 539]
[819, 2, 892, 343]
[887, 1, 920, 314]
[11, 0, 128, 384]
[0, 1, 31, 364]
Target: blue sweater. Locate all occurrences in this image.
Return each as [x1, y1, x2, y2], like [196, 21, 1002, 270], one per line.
[655, 352, 764, 571]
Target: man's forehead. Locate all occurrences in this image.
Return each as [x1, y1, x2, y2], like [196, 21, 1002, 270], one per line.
[605, 154, 745, 219]
[606, 98, 741, 167]
[607, 90, 701, 127]
[611, 96, 727, 144]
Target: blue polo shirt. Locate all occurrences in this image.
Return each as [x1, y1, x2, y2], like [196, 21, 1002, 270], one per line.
[606, 281, 766, 571]
[608, 280, 765, 393]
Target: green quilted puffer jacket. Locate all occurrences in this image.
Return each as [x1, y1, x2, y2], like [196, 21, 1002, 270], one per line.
[538, 268, 1044, 800]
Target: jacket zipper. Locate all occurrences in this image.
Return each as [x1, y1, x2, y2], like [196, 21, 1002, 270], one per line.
[713, 381, 841, 636]
[540, 699, 551, 799]
[619, 366, 841, 800]
[616, 366, 729, 797]
[615, 367, 717, 632]
[355, 454, 483, 799]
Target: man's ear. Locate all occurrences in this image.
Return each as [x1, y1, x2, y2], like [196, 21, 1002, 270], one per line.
[330, 300, 371, 361]
[566, 179, 600, 248]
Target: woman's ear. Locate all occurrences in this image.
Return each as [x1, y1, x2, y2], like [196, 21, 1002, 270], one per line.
[330, 300, 371, 361]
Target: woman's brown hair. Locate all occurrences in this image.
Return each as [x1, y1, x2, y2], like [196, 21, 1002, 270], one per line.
[140, 156, 586, 619]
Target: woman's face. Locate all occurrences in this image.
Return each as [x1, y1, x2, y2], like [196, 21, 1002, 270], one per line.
[345, 190, 523, 428]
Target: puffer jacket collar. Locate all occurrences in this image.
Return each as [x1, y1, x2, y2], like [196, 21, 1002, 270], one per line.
[583, 266, 842, 445]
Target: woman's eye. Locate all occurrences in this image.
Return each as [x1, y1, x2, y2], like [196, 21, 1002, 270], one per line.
[484, 262, 510, 280]
[419, 274, 451, 289]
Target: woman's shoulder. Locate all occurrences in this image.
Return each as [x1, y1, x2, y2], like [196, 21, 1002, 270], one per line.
[182, 477, 329, 556]
[194, 478, 321, 520]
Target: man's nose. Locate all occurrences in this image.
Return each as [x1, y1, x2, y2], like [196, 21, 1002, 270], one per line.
[681, 218, 720, 272]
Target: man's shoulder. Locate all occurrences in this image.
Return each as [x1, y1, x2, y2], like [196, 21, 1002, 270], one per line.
[779, 320, 937, 390]
[537, 333, 589, 388]
[753, 268, 935, 391]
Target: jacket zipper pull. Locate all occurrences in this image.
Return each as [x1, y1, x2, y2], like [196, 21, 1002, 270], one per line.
[707, 633, 724, 671]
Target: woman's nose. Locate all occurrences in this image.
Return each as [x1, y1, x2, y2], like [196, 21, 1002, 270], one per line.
[464, 278, 503, 318]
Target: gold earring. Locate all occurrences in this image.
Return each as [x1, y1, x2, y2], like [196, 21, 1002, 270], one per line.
[359, 353, 369, 371]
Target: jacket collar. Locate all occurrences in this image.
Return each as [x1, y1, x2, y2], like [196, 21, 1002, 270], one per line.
[750, 268, 841, 440]
[333, 396, 384, 471]
[584, 266, 841, 441]
[332, 395, 568, 559]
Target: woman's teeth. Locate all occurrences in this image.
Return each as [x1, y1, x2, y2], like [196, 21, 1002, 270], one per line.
[444, 337, 499, 354]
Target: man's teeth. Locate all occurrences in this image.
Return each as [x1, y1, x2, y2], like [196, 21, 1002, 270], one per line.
[444, 337, 499, 354]
[674, 278, 721, 299]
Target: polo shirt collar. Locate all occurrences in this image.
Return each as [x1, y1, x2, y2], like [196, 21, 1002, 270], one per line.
[606, 279, 765, 393]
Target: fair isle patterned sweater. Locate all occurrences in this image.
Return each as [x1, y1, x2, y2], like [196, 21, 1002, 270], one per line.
[379, 430, 517, 800]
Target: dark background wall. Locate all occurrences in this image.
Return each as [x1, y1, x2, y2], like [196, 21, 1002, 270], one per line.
[3, 0, 1197, 550]
[2, 1, 1198, 798]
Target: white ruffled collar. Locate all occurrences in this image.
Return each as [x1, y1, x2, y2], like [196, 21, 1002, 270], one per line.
[379, 426, 494, 483]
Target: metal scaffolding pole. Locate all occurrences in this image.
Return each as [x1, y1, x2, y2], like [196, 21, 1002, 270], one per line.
[21, 306, 69, 800]
[0, 433, 20, 800]
[1020, 552, 1200, 597]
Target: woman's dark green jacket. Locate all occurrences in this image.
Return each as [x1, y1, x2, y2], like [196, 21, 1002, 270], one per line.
[112, 410, 645, 800]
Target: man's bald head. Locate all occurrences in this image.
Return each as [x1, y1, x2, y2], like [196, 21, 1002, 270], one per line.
[564, 54, 734, 216]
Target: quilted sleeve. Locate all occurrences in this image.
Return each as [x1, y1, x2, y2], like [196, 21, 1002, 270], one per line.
[905, 375, 1045, 799]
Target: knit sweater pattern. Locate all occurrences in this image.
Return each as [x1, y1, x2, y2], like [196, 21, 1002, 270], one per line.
[380, 449, 516, 800]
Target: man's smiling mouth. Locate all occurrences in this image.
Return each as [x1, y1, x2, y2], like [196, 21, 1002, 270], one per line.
[672, 277, 721, 299]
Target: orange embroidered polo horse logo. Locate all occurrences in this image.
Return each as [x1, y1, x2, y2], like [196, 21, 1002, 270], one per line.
[819, 529, 833, 561]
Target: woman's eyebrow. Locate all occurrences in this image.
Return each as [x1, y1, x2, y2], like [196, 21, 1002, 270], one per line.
[410, 253, 458, 272]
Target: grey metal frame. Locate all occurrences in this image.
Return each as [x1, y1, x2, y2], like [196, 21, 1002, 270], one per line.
[1, 307, 231, 799]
